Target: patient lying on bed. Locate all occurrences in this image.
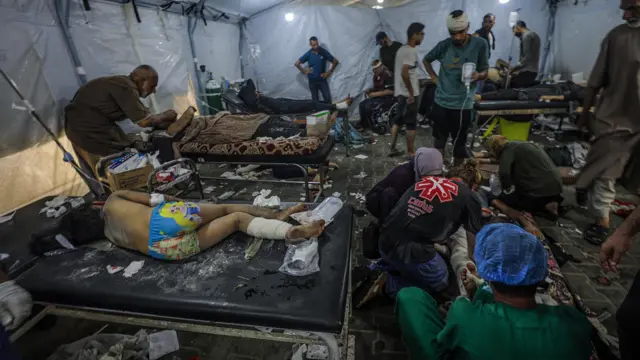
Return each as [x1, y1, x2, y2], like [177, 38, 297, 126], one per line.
[475, 81, 585, 102]
[103, 190, 324, 261]
[238, 79, 351, 115]
[177, 111, 338, 147]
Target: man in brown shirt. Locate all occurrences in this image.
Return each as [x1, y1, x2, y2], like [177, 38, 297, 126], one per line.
[65, 65, 177, 193]
[576, 0, 640, 245]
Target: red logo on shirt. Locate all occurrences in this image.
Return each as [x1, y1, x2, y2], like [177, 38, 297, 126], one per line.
[414, 177, 459, 203]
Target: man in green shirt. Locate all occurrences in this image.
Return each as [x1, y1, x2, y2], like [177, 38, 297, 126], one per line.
[485, 135, 563, 218]
[424, 10, 489, 165]
[396, 223, 593, 360]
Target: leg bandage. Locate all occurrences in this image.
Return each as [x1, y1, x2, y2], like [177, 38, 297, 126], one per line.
[246, 218, 292, 240]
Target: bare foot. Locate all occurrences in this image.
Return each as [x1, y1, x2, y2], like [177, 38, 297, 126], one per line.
[286, 220, 326, 242]
[460, 262, 479, 297]
[276, 203, 306, 221]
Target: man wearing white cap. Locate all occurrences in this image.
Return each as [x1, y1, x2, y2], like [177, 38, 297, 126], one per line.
[424, 10, 489, 166]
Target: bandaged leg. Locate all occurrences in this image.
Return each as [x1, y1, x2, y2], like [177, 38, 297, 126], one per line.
[448, 226, 474, 297]
[246, 218, 293, 240]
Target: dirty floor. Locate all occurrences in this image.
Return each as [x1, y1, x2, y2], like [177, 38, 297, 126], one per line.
[17, 127, 639, 359]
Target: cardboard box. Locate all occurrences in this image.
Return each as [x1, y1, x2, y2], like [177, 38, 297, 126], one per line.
[106, 164, 153, 190]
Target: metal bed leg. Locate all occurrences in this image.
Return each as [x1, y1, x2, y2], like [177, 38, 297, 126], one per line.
[312, 332, 340, 360]
[293, 163, 311, 202]
[314, 163, 327, 204]
[342, 112, 350, 157]
[10, 305, 53, 342]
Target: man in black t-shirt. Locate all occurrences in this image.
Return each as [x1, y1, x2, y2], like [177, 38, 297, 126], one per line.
[355, 174, 483, 307]
[376, 31, 403, 73]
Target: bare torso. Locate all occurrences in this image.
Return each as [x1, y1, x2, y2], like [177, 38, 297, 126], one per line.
[103, 196, 152, 253]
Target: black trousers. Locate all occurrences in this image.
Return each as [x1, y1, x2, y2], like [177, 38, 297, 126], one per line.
[252, 117, 306, 139]
[618, 271, 640, 360]
[308, 78, 332, 103]
[431, 102, 472, 159]
[259, 96, 334, 115]
[510, 71, 538, 88]
[358, 96, 394, 129]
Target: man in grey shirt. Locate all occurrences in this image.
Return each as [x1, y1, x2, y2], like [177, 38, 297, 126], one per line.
[510, 21, 540, 88]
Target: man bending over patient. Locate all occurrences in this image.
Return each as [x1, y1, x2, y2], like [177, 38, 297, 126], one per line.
[103, 191, 324, 260]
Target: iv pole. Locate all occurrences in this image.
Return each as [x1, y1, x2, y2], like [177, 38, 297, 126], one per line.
[0, 67, 102, 197]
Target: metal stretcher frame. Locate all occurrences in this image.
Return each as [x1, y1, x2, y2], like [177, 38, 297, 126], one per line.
[12, 250, 355, 360]
[148, 158, 328, 203]
[470, 101, 578, 145]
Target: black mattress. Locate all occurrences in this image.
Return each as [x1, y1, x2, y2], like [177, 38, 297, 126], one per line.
[475, 100, 572, 111]
[0, 197, 58, 277]
[182, 136, 336, 164]
[16, 204, 354, 333]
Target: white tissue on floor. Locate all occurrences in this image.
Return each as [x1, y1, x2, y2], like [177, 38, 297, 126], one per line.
[253, 189, 280, 208]
[148, 330, 180, 360]
[353, 172, 367, 179]
[218, 191, 235, 200]
[123, 260, 145, 278]
[107, 265, 124, 274]
[355, 154, 368, 159]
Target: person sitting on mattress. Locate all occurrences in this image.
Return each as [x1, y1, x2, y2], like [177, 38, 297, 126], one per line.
[485, 135, 563, 219]
[102, 191, 324, 261]
[238, 79, 351, 115]
[366, 148, 444, 222]
[396, 223, 593, 360]
[354, 150, 483, 308]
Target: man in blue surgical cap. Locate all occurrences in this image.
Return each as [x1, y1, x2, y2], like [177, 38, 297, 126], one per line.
[395, 223, 592, 360]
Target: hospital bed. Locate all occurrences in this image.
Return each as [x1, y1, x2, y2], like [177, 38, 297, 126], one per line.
[471, 99, 580, 144]
[152, 131, 335, 202]
[8, 201, 356, 360]
[222, 88, 353, 156]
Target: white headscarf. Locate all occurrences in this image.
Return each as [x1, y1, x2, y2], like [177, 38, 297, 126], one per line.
[447, 11, 469, 32]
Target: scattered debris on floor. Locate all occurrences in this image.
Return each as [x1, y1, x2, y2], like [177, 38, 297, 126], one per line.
[245, 237, 264, 260]
[123, 260, 145, 278]
[353, 172, 367, 179]
[332, 192, 342, 198]
[354, 154, 368, 159]
[350, 192, 366, 204]
[306, 344, 329, 359]
[253, 189, 280, 208]
[233, 188, 248, 198]
[218, 191, 235, 201]
[203, 186, 216, 194]
[106, 265, 124, 275]
[148, 330, 180, 360]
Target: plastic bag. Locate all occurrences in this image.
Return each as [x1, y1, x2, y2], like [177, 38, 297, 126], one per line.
[279, 239, 320, 277]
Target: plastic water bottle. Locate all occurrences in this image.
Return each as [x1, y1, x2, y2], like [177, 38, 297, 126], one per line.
[312, 196, 344, 222]
[489, 174, 502, 196]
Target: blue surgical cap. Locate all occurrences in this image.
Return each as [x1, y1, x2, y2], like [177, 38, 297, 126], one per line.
[475, 223, 548, 286]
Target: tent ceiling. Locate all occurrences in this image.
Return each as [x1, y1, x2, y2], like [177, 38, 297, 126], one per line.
[206, 0, 415, 18]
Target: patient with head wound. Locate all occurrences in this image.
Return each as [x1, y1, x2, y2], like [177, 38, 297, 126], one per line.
[98, 191, 324, 261]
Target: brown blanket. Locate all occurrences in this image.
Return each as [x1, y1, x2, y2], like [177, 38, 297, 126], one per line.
[178, 112, 269, 146]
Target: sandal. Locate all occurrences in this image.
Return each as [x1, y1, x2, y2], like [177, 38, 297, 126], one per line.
[584, 224, 609, 245]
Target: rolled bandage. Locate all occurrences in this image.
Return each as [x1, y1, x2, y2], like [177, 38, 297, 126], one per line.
[246, 218, 293, 240]
[447, 11, 469, 32]
[150, 193, 165, 207]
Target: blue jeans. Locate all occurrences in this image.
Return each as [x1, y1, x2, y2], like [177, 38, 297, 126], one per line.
[379, 251, 449, 298]
[308, 78, 332, 103]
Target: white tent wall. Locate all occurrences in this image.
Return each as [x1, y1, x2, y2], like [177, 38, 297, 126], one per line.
[243, 4, 382, 116]
[0, 0, 87, 214]
[0, 0, 242, 214]
[553, 0, 624, 80]
[193, 20, 243, 87]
